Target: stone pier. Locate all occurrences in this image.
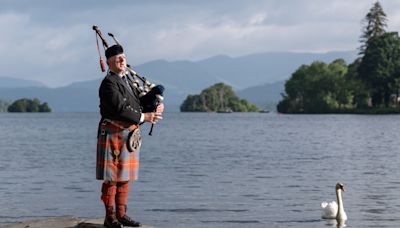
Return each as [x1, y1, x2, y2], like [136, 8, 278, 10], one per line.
[3, 217, 155, 228]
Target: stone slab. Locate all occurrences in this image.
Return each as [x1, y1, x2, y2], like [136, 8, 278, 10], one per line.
[2, 217, 155, 228]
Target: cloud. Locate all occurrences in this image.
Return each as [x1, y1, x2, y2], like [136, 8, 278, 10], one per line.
[0, 11, 95, 86]
[1, 0, 400, 86]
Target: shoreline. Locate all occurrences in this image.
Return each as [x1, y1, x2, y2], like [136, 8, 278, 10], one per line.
[2, 217, 155, 228]
[277, 107, 400, 114]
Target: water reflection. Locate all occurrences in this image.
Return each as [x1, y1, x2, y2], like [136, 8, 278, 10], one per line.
[325, 219, 346, 228]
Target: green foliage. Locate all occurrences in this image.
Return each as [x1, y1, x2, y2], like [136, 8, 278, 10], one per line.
[39, 102, 51, 112]
[360, 1, 387, 54]
[356, 1, 400, 108]
[278, 1, 400, 114]
[8, 98, 52, 112]
[277, 59, 354, 113]
[180, 83, 260, 112]
[0, 99, 11, 112]
[358, 32, 400, 107]
[345, 59, 370, 108]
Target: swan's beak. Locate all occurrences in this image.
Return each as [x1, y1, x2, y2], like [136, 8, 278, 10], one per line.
[341, 186, 346, 192]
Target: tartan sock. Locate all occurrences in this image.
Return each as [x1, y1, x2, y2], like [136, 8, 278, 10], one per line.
[101, 182, 117, 217]
[116, 181, 130, 218]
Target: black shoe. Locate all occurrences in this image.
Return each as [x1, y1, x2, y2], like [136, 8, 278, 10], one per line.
[104, 215, 124, 228]
[118, 215, 142, 227]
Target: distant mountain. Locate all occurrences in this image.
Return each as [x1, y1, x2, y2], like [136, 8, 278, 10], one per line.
[0, 50, 357, 112]
[195, 51, 357, 89]
[0, 86, 97, 112]
[237, 81, 285, 111]
[135, 50, 356, 110]
[0, 81, 184, 112]
[66, 79, 101, 89]
[135, 51, 357, 92]
[0, 77, 46, 88]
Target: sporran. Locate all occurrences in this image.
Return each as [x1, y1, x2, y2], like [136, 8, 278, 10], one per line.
[127, 128, 141, 152]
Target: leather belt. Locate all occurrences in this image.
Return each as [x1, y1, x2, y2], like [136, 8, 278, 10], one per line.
[102, 118, 138, 131]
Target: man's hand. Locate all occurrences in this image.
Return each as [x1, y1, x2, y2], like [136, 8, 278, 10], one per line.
[143, 104, 164, 124]
[143, 112, 163, 124]
[156, 103, 164, 114]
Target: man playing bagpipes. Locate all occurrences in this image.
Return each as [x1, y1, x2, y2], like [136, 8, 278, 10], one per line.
[94, 27, 164, 228]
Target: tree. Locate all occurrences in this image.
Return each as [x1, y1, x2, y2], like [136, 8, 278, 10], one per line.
[359, 1, 387, 55]
[180, 83, 260, 112]
[356, 1, 400, 107]
[179, 95, 202, 112]
[346, 58, 370, 108]
[39, 102, 52, 112]
[0, 99, 11, 112]
[358, 32, 400, 107]
[8, 99, 29, 112]
[278, 1, 400, 113]
[327, 59, 353, 110]
[27, 98, 40, 112]
[277, 59, 352, 113]
[8, 98, 52, 112]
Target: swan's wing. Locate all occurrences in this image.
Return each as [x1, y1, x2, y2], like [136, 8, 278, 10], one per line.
[321, 201, 338, 219]
[321, 201, 337, 209]
[338, 210, 348, 221]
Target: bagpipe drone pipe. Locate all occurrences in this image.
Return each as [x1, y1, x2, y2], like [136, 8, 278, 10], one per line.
[93, 25, 165, 135]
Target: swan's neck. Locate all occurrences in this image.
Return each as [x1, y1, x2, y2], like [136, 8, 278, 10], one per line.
[336, 189, 345, 216]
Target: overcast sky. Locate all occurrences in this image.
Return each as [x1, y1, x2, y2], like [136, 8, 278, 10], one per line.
[1, 0, 400, 87]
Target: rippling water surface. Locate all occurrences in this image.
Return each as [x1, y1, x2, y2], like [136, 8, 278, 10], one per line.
[0, 112, 400, 228]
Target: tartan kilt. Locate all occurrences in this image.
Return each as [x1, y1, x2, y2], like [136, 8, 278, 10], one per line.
[96, 121, 141, 182]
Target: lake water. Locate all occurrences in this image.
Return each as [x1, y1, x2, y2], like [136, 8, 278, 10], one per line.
[0, 112, 400, 228]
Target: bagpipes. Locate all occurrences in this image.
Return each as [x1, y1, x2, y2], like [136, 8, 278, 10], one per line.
[92, 25, 165, 135]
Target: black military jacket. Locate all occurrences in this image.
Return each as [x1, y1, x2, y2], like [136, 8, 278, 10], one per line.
[99, 71, 142, 125]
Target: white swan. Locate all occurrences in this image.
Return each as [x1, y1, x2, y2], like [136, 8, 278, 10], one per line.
[321, 183, 347, 221]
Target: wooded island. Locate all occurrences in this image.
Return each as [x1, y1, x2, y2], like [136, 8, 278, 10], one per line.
[180, 83, 259, 112]
[6, 98, 51, 112]
[278, 1, 400, 114]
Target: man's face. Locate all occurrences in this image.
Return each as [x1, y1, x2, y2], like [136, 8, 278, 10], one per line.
[108, 54, 127, 74]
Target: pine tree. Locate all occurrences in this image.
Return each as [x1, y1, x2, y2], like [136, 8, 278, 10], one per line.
[359, 1, 387, 55]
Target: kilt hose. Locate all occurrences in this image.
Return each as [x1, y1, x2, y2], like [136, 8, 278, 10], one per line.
[96, 121, 140, 182]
